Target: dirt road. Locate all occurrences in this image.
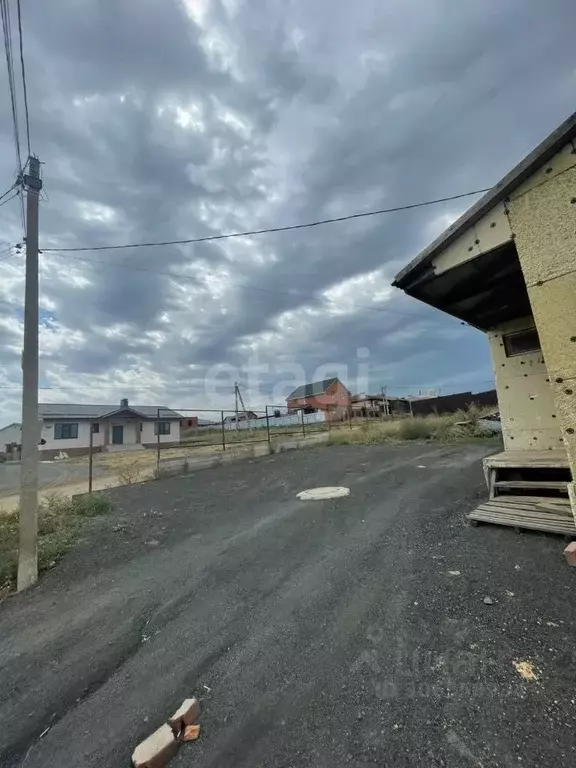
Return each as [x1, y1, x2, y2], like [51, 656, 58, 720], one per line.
[1, 442, 574, 767]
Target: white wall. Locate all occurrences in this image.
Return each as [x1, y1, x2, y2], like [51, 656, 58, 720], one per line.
[141, 419, 180, 444]
[40, 417, 180, 451]
[0, 423, 22, 448]
[41, 419, 94, 451]
[222, 411, 326, 431]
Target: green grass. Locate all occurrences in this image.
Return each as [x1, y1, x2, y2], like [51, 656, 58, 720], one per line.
[0, 493, 113, 594]
[327, 406, 501, 447]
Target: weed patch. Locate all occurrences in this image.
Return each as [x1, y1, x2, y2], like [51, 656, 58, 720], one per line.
[327, 408, 502, 447]
[0, 493, 113, 594]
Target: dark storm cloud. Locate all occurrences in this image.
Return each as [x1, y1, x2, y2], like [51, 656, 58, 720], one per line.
[1, 0, 575, 420]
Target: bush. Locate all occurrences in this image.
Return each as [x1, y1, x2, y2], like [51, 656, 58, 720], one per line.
[0, 492, 113, 593]
[396, 418, 435, 440]
[114, 460, 143, 486]
[327, 408, 501, 447]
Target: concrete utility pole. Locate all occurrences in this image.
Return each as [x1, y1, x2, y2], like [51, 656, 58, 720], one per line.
[234, 382, 240, 430]
[17, 156, 42, 592]
[381, 386, 389, 417]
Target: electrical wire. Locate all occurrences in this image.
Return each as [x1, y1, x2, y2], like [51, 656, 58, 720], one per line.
[45, 250, 425, 318]
[0, 181, 17, 203]
[41, 187, 492, 253]
[0, 384, 166, 390]
[15, 0, 30, 156]
[1, 0, 22, 174]
[0, 189, 19, 208]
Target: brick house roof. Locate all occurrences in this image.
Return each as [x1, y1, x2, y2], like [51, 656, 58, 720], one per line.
[287, 377, 342, 401]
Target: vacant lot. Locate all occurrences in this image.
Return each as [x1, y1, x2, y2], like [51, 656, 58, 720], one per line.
[0, 436, 286, 510]
[1, 442, 574, 767]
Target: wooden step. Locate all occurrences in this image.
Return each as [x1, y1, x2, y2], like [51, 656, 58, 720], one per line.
[469, 498, 576, 535]
[484, 450, 570, 469]
[495, 480, 569, 491]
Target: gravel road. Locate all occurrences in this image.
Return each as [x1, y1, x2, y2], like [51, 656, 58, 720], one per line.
[0, 458, 106, 498]
[1, 442, 575, 767]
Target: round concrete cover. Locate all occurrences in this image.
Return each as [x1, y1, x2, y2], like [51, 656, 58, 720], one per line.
[296, 486, 350, 500]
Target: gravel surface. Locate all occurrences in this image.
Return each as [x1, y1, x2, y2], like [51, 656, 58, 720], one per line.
[1, 442, 575, 767]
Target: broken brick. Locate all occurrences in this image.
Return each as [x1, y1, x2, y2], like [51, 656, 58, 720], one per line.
[132, 723, 178, 768]
[183, 724, 201, 741]
[168, 698, 201, 736]
[564, 541, 576, 566]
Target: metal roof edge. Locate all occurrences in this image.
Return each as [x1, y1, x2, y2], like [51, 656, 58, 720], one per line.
[286, 376, 339, 400]
[393, 110, 576, 288]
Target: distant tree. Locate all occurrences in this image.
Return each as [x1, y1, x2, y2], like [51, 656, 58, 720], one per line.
[273, 409, 282, 418]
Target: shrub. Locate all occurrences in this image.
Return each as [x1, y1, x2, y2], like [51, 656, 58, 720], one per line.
[396, 418, 435, 440]
[0, 492, 113, 594]
[114, 459, 143, 486]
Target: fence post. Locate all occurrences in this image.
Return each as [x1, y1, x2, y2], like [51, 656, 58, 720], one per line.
[88, 423, 93, 494]
[156, 408, 161, 475]
[221, 411, 226, 451]
[301, 409, 306, 438]
[265, 406, 271, 444]
[327, 406, 331, 432]
[348, 405, 353, 431]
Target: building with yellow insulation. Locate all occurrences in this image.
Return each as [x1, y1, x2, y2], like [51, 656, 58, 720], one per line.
[393, 112, 576, 534]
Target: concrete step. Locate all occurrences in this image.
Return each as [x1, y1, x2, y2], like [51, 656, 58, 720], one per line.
[105, 443, 146, 453]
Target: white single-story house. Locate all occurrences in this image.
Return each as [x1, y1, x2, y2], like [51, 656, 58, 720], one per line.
[0, 421, 22, 461]
[38, 399, 182, 458]
[0, 422, 22, 451]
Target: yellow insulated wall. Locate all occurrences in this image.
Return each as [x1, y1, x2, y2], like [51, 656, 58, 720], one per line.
[507, 142, 576, 511]
[488, 318, 562, 451]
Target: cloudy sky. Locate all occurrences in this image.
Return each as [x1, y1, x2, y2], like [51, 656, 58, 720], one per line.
[1, 0, 575, 421]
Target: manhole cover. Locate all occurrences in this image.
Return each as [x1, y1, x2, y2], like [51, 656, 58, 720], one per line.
[296, 486, 350, 501]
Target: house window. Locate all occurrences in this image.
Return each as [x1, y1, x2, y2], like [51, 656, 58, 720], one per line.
[154, 421, 171, 436]
[503, 328, 541, 357]
[54, 423, 79, 440]
[92, 423, 100, 434]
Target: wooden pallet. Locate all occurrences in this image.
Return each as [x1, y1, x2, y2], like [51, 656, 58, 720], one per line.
[469, 497, 576, 535]
[494, 480, 568, 492]
[484, 450, 570, 470]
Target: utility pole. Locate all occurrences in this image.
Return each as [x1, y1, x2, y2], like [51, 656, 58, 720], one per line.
[17, 156, 42, 592]
[381, 386, 389, 417]
[234, 382, 240, 431]
[234, 382, 251, 432]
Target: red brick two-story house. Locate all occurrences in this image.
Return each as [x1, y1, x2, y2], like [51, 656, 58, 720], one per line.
[286, 377, 351, 419]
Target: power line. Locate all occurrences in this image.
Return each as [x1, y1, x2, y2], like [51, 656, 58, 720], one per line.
[0, 246, 17, 262]
[15, 0, 30, 156]
[0, 384, 169, 391]
[0, 181, 17, 203]
[1, 0, 22, 173]
[0, 189, 19, 209]
[42, 187, 492, 253]
[45, 250, 424, 318]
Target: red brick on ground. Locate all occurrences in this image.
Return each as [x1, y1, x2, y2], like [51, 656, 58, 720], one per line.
[168, 697, 201, 736]
[563, 541, 576, 566]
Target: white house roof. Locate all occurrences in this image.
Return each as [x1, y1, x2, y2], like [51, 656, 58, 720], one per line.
[0, 421, 22, 432]
[38, 403, 182, 420]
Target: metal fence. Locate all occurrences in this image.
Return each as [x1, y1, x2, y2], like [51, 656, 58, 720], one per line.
[81, 403, 355, 495]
